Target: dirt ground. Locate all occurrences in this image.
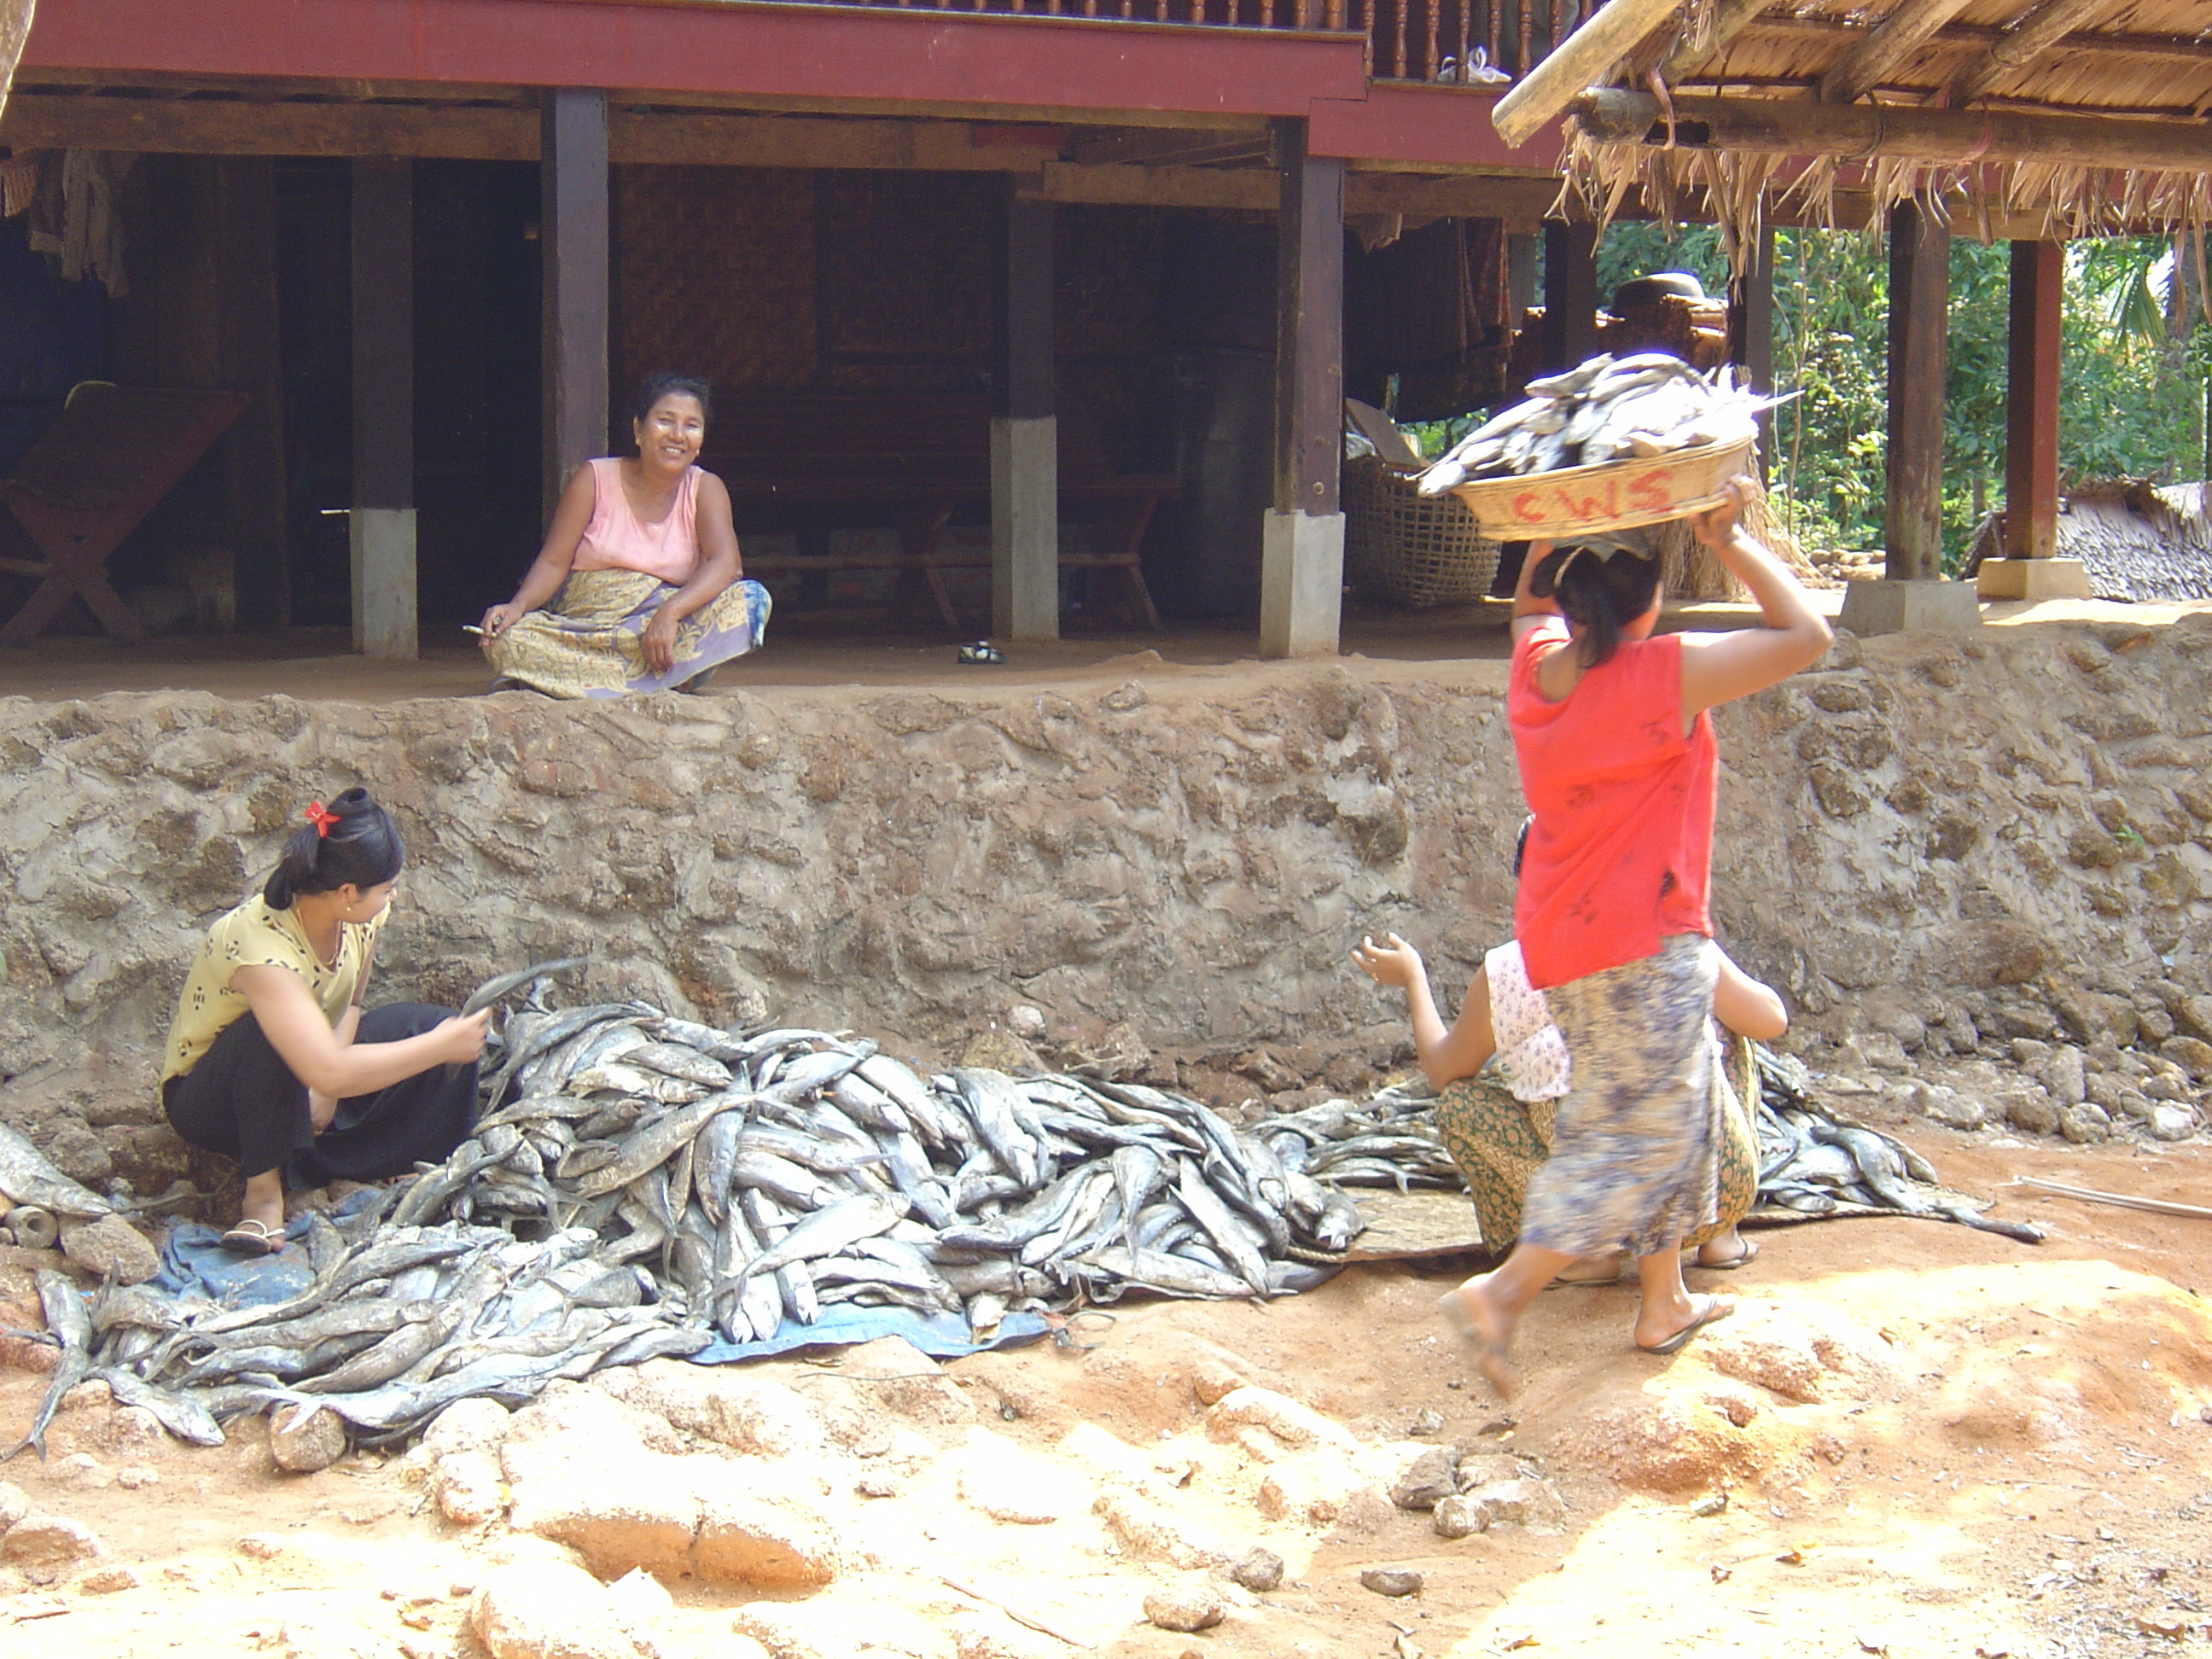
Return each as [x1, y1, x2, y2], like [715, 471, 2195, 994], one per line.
[2, 1105, 2204, 1659]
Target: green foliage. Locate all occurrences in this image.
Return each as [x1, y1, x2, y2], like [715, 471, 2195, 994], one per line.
[1591, 222, 2211, 571]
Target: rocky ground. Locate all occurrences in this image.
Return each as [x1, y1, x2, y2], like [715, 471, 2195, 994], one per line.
[0, 1103, 2203, 1659]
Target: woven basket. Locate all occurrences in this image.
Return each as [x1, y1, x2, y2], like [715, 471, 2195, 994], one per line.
[1446, 436, 1755, 541]
[1343, 454, 1502, 608]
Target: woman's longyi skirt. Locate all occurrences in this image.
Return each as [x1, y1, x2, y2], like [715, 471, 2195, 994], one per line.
[1516, 934, 1728, 1260]
[483, 567, 772, 700]
[1435, 1032, 1757, 1251]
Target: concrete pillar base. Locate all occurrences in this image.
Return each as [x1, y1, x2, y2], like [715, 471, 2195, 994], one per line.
[991, 415, 1058, 642]
[1975, 557, 2092, 601]
[1260, 509, 1344, 659]
[1836, 578, 1982, 637]
[350, 506, 417, 659]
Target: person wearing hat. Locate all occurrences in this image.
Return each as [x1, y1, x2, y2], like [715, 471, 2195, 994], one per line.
[1435, 478, 1830, 1392]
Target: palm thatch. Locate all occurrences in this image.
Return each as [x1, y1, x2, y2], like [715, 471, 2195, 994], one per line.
[1535, 1, 2212, 276]
[1652, 471, 1818, 602]
[1965, 480, 2212, 603]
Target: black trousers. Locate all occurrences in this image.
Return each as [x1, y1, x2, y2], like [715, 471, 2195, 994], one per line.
[163, 1004, 480, 1188]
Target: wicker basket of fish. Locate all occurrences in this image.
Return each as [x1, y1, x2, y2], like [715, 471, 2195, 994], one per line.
[1418, 352, 1785, 541]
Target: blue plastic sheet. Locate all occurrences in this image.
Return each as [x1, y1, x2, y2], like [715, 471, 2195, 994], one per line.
[149, 1199, 1050, 1363]
[689, 1305, 1051, 1364]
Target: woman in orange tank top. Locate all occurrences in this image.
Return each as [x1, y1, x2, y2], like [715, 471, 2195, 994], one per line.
[480, 373, 771, 698]
[1438, 479, 1831, 1395]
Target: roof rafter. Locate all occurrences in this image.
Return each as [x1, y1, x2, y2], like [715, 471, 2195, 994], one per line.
[1661, 0, 1772, 84]
[1815, 0, 1980, 104]
[1934, 0, 2122, 108]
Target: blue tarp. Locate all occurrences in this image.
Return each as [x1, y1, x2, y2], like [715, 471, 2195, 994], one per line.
[150, 1200, 1049, 1362]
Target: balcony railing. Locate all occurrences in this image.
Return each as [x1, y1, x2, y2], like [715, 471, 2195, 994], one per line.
[752, 0, 1591, 88]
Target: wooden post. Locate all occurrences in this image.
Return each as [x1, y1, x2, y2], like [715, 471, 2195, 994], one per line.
[2004, 240, 2061, 561]
[1540, 220, 1598, 373]
[1260, 116, 1343, 661]
[1883, 201, 1948, 583]
[1976, 236, 2088, 600]
[214, 156, 289, 631]
[992, 184, 1058, 643]
[541, 88, 609, 520]
[1506, 231, 1538, 332]
[352, 157, 416, 659]
[1726, 223, 1774, 481]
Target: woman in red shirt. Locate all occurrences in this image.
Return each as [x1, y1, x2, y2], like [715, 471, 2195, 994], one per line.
[1440, 479, 1831, 1394]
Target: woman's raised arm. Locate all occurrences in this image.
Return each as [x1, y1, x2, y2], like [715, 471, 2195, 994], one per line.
[1676, 478, 1832, 721]
[482, 463, 597, 638]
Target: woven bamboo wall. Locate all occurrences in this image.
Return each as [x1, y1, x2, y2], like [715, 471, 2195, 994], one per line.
[616, 166, 818, 397]
[614, 167, 1171, 471]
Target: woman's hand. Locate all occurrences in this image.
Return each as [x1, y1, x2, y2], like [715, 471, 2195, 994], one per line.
[435, 1009, 493, 1065]
[1353, 933, 1424, 991]
[640, 608, 682, 675]
[480, 603, 521, 641]
[1687, 476, 1752, 550]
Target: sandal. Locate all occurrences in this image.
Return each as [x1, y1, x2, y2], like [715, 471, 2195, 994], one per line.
[219, 1219, 284, 1257]
[1436, 1284, 1519, 1399]
[1636, 1294, 1734, 1356]
[1546, 1252, 1629, 1289]
[1693, 1237, 1760, 1272]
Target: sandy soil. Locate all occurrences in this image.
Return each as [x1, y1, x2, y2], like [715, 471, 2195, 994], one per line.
[1, 1114, 2204, 1659]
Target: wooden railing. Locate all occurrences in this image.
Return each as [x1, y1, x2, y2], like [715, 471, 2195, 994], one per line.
[1356, 0, 1592, 84]
[747, 0, 1592, 87]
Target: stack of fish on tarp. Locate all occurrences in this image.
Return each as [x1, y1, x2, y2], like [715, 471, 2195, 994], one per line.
[1415, 353, 1784, 494]
[8, 973, 1417, 1450]
[0, 972, 2029, 1456]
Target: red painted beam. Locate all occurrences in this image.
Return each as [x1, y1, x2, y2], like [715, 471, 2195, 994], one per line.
[20, 0, 1368, 120]
[1310, 82, 1562, 170]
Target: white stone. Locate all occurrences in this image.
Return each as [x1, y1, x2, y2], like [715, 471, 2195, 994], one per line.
[1260, 509, 1345, 659]
[1975, 557, 2091, 601]
[1836, 578, 1983, 635]
[470, 1560, 647, 1659]
[2149, 1104, 2199, 1142]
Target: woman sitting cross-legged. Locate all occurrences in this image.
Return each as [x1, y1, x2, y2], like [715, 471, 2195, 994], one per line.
[480, 371, 771, 698]
[160, 789, 490, 1254]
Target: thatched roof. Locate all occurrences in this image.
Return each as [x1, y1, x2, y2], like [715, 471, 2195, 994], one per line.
[1965, 479, 2212, 602]
[1502, 1, 2212, 271]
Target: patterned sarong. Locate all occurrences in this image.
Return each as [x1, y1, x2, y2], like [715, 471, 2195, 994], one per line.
[483, 567, 771, 700]
[1435, 1033, 1757, 1251]
[1518, 934, 1730, 1259]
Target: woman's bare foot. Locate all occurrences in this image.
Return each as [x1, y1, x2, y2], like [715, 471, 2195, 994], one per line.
[1552, 1251, 1629, 1286]
[1692, 1230, 1759, 1270]
[1438, 1277, 1521, 1398]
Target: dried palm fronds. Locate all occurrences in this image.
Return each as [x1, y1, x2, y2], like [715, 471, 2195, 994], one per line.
[1652, 472, 1818, 602]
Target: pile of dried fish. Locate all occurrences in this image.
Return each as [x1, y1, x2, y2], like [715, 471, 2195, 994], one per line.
[1253, 1085, 1462, 1192]
[0, 975, 2033, 1458]
[1417, 353, 1784, 493]
[9, 991, 1436, 1449]
[1749, 1047, 2042, 1243]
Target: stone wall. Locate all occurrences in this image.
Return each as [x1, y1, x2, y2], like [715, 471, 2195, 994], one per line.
[5, 611, 2212, 1196]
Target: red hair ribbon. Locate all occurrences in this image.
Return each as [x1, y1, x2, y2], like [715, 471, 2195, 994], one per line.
[304, 800, 341, 838]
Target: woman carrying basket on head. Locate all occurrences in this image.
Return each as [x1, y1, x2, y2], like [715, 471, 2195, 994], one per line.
[1436, 479, 1830, 1393]
[160, 789, 490, 1254]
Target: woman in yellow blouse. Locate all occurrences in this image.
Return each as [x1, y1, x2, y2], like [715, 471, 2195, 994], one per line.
[161, 789, 489, 1254]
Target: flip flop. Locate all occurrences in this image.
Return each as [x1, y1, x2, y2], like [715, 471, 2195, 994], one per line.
[219, 1219, 284, 1257]
[1436, 1284, 1520, 1399]
[1692, 1238, 1761, 1272]
[1637, 1294, 1734, 1356]
[1546, 1254, 1630, 1289]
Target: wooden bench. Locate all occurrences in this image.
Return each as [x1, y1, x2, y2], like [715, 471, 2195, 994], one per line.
[0, 383, 249, 643]
[703, 393, 1175, 630]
